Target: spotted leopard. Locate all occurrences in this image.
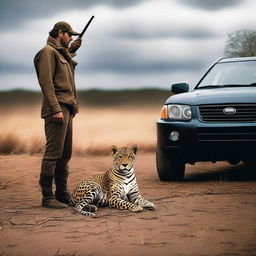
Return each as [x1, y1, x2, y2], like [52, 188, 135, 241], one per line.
[70, 145, 156, 216]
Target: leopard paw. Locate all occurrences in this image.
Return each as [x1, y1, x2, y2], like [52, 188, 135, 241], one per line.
[131, 205, 143, 212]
[74, 207, 97, 217]
[82, 204, 98, 212]
[143, 201, 156, 210]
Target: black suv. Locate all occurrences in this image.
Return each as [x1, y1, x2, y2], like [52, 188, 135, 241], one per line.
[156, 57, 256, 181]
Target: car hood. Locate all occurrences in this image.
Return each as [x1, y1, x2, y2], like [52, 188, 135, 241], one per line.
[165, 87, 256, 105]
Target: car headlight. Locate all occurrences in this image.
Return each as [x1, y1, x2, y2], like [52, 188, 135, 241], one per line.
[160, 104, 192, 120]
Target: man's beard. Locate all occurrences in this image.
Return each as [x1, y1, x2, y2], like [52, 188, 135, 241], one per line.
[60, 39, 69, 49]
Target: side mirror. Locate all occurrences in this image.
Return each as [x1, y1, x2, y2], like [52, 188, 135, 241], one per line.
[171, 83, 189, 94]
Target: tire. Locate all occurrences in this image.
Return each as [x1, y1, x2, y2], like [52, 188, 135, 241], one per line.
[156, 147, 185, 181]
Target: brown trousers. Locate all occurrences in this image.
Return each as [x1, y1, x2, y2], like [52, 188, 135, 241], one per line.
[41, 103, 73, 177]
[43, 104, 73, 161]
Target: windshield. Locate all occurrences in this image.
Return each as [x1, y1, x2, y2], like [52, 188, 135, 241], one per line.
[196, 60, 256, 88]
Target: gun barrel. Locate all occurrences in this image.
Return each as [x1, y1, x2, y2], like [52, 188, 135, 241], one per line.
[78, 15, 94, 38]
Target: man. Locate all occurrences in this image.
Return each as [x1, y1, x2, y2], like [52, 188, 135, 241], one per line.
[34, 21, 82, 208]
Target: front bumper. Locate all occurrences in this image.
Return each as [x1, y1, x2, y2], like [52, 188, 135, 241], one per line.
[157, 117, 256, 163]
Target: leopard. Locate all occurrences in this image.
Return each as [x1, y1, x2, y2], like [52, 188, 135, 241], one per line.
[70, 145, 156, 217]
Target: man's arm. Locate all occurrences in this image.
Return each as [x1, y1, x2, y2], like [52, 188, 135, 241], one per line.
[34, 48, 62, 115]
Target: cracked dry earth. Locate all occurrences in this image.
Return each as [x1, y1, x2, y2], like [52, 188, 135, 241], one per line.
[0, 153, 256, 256]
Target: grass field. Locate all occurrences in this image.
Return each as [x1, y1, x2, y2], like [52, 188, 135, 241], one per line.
[0, 89, 169, 155]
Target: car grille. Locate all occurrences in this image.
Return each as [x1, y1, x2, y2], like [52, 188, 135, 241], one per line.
[198, 103, 256, 122]
[197, 127, 256, 142]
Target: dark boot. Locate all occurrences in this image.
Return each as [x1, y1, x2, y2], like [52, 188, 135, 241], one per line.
[40, 160, 67, 209]
[55, 161, 71, 205]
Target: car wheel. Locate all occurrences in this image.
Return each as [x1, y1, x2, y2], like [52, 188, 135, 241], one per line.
[156, 147, 185, 181]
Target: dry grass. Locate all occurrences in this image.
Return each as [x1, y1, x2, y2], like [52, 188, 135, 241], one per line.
[0, 105, 160, 155]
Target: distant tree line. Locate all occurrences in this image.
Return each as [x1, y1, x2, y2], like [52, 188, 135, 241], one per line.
[224, 29, 256, 57]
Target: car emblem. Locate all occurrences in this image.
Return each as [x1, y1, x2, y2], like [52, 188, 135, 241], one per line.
[223, 107, 236, 115]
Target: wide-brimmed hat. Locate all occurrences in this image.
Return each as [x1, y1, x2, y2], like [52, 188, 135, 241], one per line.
[51, 21, 80, 36]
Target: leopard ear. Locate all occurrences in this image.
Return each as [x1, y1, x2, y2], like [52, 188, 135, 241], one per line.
[132, 144, 138, 155]
[111, 145, 118, 155]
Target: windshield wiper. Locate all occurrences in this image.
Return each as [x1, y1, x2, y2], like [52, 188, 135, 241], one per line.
[197, 85, 224, 89]
[198, 83, 256, 89]
[221, 83, 256, 87]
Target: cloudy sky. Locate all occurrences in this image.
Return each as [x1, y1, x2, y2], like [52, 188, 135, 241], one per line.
[0, 0, 255, 91]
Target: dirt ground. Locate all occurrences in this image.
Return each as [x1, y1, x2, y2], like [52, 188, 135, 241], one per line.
[0, 153, 256, 256]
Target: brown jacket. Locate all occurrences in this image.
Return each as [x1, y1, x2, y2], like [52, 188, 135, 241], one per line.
[34, 36, 78, 118]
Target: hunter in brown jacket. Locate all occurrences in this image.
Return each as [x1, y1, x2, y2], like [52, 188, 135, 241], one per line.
[34, 21, 82, 209]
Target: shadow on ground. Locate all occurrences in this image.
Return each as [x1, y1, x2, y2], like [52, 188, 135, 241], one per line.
[185, 162, 256, 182]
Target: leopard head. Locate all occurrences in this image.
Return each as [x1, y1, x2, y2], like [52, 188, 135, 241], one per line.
[111, 145, 138, 173]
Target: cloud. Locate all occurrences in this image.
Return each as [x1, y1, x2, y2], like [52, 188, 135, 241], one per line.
[0, 62, 31, 75]
[180, 0, 243, 11]
[0, 0, 255, 91]
[85, 58, 205, 74]
[0, 0, 145, 31]
[80, 47, 207, 74]
[113, 28, 216, 40]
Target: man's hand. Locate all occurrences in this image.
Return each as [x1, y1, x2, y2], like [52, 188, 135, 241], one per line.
[53, 112, 64, 124]
[68, 39, 82, 53]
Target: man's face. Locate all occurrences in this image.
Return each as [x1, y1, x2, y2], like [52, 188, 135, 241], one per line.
[60, 31, 73, 48]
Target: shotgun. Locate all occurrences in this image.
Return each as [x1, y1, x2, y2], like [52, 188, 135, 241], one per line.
[78, 15, 95, 39]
